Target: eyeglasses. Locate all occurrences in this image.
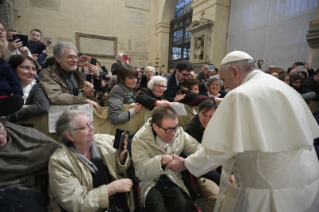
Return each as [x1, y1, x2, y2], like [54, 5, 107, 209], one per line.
[154, 84, 167, 89]
[19, 66, 37, 72]
[179, 72, 191, 77]
[73, 121, 95, 131]
[0, 124, 5, 134]
[66, 55, 79, 60]
[157, 124, 179, 134]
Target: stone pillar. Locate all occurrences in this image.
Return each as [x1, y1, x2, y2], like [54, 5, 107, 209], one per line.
[306, 5, 319, 69]
[0, 0, 14, 29]
[155, 22, 170, 72]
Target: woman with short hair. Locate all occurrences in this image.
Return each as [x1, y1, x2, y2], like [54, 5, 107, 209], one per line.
[49, 111, 134, 212]
[6, 54, 50, 122]
[203, 76, 227, 98]
[108, 65, 142, 124]
[137, 75, 171, 110]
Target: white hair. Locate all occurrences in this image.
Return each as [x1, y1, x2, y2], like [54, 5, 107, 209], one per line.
[115, 53, 124, 63]
[145, 66, 156, 75]
[147, 75, 167, 90]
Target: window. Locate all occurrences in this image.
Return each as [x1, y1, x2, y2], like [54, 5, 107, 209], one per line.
[169, 0, 193, 68]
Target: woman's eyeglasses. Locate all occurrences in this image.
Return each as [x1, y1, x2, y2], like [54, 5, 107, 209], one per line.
[154, 84, 167, 89]
[19, 66, 37, 72]
[73, 121, 95, 131]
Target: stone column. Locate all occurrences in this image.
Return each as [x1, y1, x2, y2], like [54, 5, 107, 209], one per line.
[306, 5, 319, 69]
[0, 0, 14, 29]
[155, 22, 170, 72]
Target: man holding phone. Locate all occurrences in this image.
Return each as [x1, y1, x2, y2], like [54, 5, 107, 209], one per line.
[39, 42, 102, 113]
[288, 62, 315, 76]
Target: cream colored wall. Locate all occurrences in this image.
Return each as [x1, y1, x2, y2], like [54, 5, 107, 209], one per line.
[13, 0, 158, 72]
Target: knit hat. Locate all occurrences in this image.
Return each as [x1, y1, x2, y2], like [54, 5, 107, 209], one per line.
[220, 51, 253, 65]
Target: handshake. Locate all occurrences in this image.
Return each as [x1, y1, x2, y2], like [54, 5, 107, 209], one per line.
[162, 154, 187, 172]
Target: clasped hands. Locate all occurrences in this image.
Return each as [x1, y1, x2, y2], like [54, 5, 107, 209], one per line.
[162, 154, 187, 172]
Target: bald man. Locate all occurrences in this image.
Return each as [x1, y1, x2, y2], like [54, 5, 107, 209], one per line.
[167, 51, 319, 212]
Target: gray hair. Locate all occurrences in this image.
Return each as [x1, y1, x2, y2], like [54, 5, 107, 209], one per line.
[115, 53, 124, 63]
[55, 110, 87, 145]
[53, 42, 78, 58]
[207, 75, 223, 87]
[147, 75, 167, 90]
[145, 66, 156, 75]
[221, 59, 256, 73]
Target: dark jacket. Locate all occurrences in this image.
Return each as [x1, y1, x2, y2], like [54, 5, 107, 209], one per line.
[0, 59, 23, 96]
[300, 76, 319, 101]
[136, 88, 169, 110]
[111, 63, 120, 75]
[27, 40, 46, 55]
[178, 91, 215, 106]
[185, 114, 203, 142]
[6, 83, 50, 122]
[165, 71, 180, 101]
[202, 90, 227, 98]
[196, 72, 208, 95]
[140, 75, 148, 90]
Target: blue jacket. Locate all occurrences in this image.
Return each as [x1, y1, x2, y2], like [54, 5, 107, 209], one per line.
[27, 40, 46, 55]
[0, 59, 23, 96]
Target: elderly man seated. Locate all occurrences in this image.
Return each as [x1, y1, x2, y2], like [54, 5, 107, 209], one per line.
[132, 107, 201, 212]
[0, 121, 60, 211]
[39, 42, 101, 113]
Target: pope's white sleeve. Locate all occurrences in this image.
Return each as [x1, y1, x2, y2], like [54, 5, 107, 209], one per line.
[185, 147, 237, 177]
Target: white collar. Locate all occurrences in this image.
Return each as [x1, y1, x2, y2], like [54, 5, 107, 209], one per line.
[156, 136, 170, 150]
[241, 70, 260, 85]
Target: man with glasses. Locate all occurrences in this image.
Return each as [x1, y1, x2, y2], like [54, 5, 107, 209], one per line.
[132, 107, 200, 212]
[166, 60, 193, 102]
[39, 42, 101, 113]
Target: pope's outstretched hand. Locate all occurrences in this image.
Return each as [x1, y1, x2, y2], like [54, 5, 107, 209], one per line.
[166, 154, 187, 172]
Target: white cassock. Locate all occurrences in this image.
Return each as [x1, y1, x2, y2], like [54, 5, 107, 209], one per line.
[185, 70, 319, 212]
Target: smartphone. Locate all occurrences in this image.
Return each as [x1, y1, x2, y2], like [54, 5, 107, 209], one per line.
[122, 54, 132, 62]
[46, 40, 51, 46]
[295, 62, 305, 66]
[113, 128, 129, 155]
[90, 58, 97, 65]
[208, 64, 215, 70]
[12, 34, 28, 46]
[86, 74, 93, 82]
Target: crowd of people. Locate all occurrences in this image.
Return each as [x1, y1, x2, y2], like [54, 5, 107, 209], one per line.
[1, 18, 319, 212]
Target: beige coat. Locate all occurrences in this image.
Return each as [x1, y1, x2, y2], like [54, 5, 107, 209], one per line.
[39, 64, 96, 105]
[132, 118, 201, 205]
[48, 134, 135, 212]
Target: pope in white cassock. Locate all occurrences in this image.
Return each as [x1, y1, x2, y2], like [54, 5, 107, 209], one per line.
[167, 51, 319, 212]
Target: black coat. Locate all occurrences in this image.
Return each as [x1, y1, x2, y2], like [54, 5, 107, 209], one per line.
[165, 71, 180, 102]
[136, 88, 169, 111]
[185, 114, 203, 142]
[300, 76, 319, 101]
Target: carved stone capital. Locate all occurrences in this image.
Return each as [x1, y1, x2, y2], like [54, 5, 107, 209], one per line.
[306, 20, 319, 47]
